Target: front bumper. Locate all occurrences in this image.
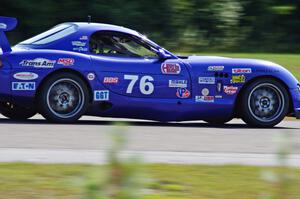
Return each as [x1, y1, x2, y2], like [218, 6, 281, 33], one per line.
[296, 109, 300, 119]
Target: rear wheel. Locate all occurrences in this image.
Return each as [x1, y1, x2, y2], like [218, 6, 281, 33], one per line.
[0, 102, 36, 120]
[38, 73, 89, 123]
[241, 78, 289, 127]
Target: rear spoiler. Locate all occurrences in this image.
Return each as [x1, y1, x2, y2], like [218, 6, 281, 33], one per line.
[0, 16, 17, 53]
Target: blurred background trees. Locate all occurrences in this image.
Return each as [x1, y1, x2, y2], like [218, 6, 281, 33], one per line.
[1, 0, 300, 52]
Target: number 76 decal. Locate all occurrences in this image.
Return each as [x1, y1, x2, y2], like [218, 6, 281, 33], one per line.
[124, 75, 154, 95]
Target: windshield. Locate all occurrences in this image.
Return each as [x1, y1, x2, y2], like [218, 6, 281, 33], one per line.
[19, 24, 77, 45]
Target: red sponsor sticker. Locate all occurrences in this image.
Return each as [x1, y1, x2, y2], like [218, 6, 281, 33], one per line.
[103, 77, 119, 84]
[176, 88, 190, 98]
[232, 68, 252, 74]
[161, 63, 181, 74]
[58, 58, 75, 66]
[224, 86, 238, 95]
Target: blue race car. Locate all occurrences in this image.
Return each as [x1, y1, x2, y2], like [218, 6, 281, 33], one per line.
[0, 16, 299, 127]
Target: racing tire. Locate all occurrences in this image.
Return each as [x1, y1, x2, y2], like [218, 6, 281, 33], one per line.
[38, 73, 90, 123]
[204, 117, 232, 125]
[241, 78, 289, 128]
[0, 102, 36, 120]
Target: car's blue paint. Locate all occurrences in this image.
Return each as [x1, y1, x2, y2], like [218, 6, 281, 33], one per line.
[0, 16, 299, 121]
[0, 16, 17, 52]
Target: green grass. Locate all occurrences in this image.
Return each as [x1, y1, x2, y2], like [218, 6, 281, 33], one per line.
[1, 163, 300, 199]
[179, 53, 300, 81]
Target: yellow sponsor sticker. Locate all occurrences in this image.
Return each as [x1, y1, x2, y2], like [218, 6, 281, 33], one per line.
[232, 75, 246, 83]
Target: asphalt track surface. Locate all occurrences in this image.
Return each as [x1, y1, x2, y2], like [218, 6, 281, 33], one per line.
[0, 114, 300, 166]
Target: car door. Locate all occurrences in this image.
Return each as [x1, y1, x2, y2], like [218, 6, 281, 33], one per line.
[90, 31, 191, 100]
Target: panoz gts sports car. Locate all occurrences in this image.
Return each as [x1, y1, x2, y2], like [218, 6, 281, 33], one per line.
[0, 16, 299, 127]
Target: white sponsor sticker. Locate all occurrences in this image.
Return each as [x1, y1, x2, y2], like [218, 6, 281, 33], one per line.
[0, 23, 7, 29]
[12, 82, 36, 91]
[94, 90, 109, 101]
[13, 72, 38, 80]
[198, 77, 215, 84]
[72, 41, 86, 47]
[161, 63, 181, 75]
[87, 73, 95, 81]
[208, 66, 224, 71]
[169, 80, 187, 88]
[224, 86, 238, 95]
[232, 68, 252, 74]
[195, 96, 214, 103]
[73, 47, 88, 52]
[201, 88, 209, 96]
[79, 36, 88, 40]
[19, 58, 56, 68]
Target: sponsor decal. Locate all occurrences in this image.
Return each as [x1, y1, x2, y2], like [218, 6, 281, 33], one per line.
[57, 58, 74, 66]
[216, 80, 222, 93]
[201, 88, 209, 96]
[215, 95, 223, 99]
[176, 88, 190, 98]
[224, 86, 238, 95]
[72, 41, 87, 47]
[79, 35, 88, 40]
[195, 96, 214, 103]
[104, 77, 119, 84]
[208, 66, 224, 71]
[231, 75, 246, 83]
[73, 47, 88, 52]
[169, 80, 187, 88]
[0, 23, 7, 29]
[12, 82, 36, 91]
[13, 72, 38, 80]
[94, 90, 109, 101]
[161, 63, 181, 75]
[232, 68, 252, 74]
[19, 58, 56, 68]
[87, 73, 95, 81]
[198, 77, 215, 84]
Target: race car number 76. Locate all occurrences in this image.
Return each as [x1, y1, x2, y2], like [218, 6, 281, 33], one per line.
[124, 75, 154, 95]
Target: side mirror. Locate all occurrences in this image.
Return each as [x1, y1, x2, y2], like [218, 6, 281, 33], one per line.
[157, 49, 172, 60]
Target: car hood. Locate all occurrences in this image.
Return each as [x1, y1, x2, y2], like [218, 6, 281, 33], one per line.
[182, 55, 282, 68]
[181, 55, 299, 89]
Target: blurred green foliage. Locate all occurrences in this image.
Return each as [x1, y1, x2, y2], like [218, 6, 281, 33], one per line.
[1, 0, 300, 52]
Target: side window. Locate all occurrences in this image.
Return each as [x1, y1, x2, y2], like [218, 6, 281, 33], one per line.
[90, 31, 158, 58]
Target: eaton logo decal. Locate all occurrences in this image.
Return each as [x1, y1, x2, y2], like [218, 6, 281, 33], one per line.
[0, 23, 7, 29]
[198, 77, 215, 84]
[12, 82, 36, 91]
[19, 58, 56, 68]
[13, 72, 38, 80]
[94, 90, 109, 101]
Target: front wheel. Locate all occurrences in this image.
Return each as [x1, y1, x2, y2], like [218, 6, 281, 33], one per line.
[241, 78, 289, 128]
[38, 73, 90, 123]
[0, 102, 36, 120]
